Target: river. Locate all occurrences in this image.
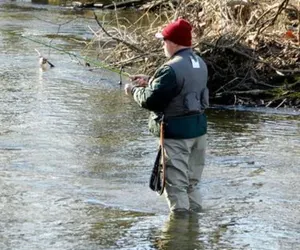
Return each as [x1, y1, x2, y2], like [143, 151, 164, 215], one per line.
[0, 1, 300, 250]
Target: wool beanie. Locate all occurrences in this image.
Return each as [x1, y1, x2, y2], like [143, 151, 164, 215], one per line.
[155, 18, 192, 46]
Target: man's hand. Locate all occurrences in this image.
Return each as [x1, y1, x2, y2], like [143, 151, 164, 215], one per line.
[129, 74, 149, 87]
[124, 84, 133, 95]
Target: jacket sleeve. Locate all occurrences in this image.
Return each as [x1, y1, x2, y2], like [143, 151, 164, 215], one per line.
[132, 65, 177, 112]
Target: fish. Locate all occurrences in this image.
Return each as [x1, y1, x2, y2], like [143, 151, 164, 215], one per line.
[35, 49, 55, 70]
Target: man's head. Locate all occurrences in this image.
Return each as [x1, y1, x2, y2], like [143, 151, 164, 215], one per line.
[155, 18, 192, 58]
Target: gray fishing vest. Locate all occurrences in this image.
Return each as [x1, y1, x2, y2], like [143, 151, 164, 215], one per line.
[163, 48, 209, 117]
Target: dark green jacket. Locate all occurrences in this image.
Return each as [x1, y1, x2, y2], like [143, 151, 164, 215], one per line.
[132, 48, 208, 139]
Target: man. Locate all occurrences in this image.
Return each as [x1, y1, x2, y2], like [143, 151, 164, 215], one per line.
[124, 18, 209, 213]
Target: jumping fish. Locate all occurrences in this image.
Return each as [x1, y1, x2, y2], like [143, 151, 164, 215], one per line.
[35, 49, 55, 70]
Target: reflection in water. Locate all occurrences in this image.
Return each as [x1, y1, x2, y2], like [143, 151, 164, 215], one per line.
[155, 212, 203, 250]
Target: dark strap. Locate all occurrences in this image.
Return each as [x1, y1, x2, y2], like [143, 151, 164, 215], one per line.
[149, 146, 162, 192]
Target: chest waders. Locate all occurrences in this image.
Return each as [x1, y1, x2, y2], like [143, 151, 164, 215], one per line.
[149, 116, 166, 195]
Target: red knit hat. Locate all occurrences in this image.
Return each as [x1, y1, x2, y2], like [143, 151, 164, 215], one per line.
[155, 18, 192, 46]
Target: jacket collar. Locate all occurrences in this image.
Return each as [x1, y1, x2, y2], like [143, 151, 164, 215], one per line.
[172, 48, 192, 57]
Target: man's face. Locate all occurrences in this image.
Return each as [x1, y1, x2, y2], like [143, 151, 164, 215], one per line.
[163, 40, 173, 58]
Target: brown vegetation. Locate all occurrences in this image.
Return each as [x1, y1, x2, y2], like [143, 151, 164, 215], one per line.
[88, 0, 300, 109]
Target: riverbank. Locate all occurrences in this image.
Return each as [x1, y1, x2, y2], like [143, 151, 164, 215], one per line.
[85, 0, 300, 109]
[3, 0, 299, 109]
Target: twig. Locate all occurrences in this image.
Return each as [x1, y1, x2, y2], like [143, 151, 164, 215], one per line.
[266, 100, 273, 107]
[93, 11, 144, 53]
[233, 4, 280, 45]
[275, 98, 287, 109]
[270, 0, 290, 26]
[203, 41, 300, 74]
[214, 77, 241, 94]
[257, 0, 290, 35]
[35, 48, 41, 57]
[298, 1, 300, 46]
[223, 89, 266, 95]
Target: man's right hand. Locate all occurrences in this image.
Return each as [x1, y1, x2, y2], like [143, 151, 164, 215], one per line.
[129, 74, 149, 87]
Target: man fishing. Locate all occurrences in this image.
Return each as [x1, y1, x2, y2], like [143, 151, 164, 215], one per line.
[124, 18, 209, 214]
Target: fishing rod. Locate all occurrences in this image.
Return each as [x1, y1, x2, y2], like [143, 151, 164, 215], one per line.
[22, 35, 129, 84]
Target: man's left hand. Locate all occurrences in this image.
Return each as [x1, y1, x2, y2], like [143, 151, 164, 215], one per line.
[124, 84, 133, 95]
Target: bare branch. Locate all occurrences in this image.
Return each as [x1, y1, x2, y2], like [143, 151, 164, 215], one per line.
[93, 11, 144, 54]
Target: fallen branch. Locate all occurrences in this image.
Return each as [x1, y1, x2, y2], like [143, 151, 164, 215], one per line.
[270, 0, 290, 26]
[87, 0, 300, 108]
[104, 0, 144, 9]
[275, 98, 287, 108]
[205, 41, 300, 75]
[222, 89, 267, 95]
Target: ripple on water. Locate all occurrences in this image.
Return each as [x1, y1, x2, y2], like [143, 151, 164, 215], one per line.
[1, 3, 300, 250]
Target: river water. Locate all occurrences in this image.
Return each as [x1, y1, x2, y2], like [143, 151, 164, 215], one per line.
[0, 1, 300, 250]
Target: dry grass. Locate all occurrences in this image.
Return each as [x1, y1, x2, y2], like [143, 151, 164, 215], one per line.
[89, 0, 300, 107]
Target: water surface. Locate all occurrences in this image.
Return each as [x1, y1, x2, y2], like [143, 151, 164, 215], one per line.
[0, 1, 300, 250]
